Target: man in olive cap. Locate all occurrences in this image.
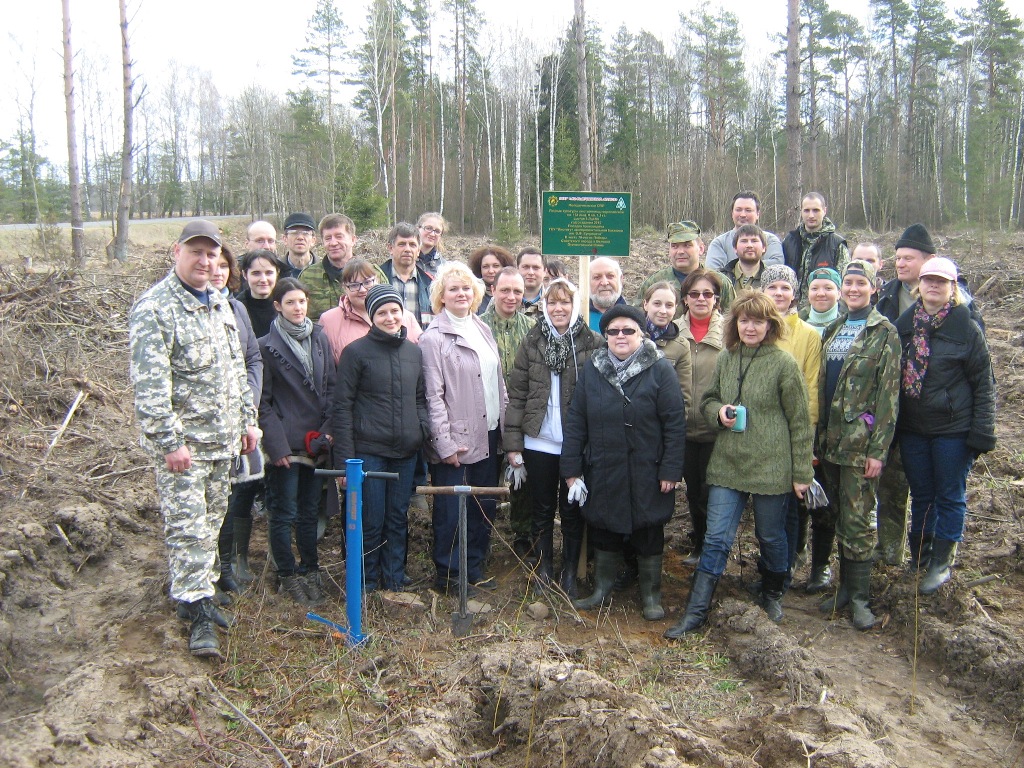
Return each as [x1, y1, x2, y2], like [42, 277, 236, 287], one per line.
[129, 220, 260, 657]
[634, 221, 734, 316]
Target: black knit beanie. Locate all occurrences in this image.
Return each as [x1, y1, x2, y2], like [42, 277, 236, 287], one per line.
[365, 284, 404, 319]
[895, 223, 936, 254]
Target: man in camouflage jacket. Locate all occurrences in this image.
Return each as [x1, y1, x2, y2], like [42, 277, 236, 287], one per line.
[129, 220, 259, 657]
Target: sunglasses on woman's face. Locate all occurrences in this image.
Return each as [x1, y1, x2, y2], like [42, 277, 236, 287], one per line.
[605, 327, 638, 336]
[687, 290, 716, 300]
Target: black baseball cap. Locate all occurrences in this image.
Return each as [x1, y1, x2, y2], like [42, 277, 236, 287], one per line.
[284, 212, 316, 231]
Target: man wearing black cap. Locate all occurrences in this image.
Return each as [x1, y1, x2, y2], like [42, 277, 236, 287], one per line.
[282, 212, 318, 278]
[129, 220, 260, 658]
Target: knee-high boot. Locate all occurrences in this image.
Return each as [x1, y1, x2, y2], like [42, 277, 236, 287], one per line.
[636, 554, 664, 621]
[664, 571, 719, 639]
[573, 549, 623, 610]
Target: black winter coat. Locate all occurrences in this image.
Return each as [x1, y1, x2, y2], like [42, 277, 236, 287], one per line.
[560, 342, 687, 535]
[332, 326, 428, 463]
[895, 303, 996, 452]
[258, 323, 335, 463]
[782, 229, 847, 274]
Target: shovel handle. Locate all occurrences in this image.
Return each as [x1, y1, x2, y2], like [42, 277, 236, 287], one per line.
[416, 486, 509, 496]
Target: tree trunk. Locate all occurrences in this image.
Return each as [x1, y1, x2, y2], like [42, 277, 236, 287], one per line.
[574, 0, 592, 191]
[62, 0, 85, 266]
[785, 0, 802, 218]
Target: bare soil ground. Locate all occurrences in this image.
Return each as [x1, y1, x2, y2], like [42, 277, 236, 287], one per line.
[1, 223, 1022, 767]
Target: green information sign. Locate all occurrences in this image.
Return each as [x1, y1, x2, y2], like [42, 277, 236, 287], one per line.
[541, 191, 631, 257]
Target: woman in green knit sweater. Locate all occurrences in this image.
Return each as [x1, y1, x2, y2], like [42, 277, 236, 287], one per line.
[666, 291, 815, 638]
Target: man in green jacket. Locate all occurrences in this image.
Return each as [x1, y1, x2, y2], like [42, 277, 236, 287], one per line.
[635, 221, 734, 316]
[482, 268, 536, 557]
[300, 214, 386, 322]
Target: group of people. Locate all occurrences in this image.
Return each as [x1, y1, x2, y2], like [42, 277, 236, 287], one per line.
[130, 192, 995, 658]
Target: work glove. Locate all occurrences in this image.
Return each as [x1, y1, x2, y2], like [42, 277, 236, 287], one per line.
[567, 477, 588, 506]
[505, 460, 527, 491]
[305, 431, 332, 457]
[804, 478, 829, 509]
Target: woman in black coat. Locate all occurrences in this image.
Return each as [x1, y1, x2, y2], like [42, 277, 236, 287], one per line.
[561, 305, 687, 620]
[895, 257, 995, 595]
[259, 277, 336, 606]
[333, 285, 429, 592]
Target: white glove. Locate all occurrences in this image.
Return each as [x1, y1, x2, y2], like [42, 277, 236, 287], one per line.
[805, 478, 830, 509]
[567, 477, 588, 506]
[505, 462, 527, 491]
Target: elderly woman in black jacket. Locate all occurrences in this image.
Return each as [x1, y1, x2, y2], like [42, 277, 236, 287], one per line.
[504, 279, 602, 597]
[333, 285, 429, 592]
[561, 305, 687, 620]
[895, 257, 995, 594]
[259, 277, 336, 606]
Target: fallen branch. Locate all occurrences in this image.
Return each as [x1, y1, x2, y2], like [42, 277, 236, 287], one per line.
[42, 390, 88, 462]
[208, 679, 292, 768]
[964, 574, 1000, 588]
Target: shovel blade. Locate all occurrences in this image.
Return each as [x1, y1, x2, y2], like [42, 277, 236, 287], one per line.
[451, 610, 474, 637]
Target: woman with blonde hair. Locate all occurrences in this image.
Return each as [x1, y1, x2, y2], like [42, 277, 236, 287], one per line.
[666, 291, 814, 638]
[420, 262, 507, 593]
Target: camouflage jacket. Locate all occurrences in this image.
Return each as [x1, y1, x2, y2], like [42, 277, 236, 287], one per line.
[817, 309, 901, 466]
[299, 260, 388, 322]
[129, 271, 256, 461]
[480, 306, 535, 386]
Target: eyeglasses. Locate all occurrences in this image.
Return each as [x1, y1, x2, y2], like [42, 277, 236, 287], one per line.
[687, 290, 716, 300]
[286, 229, 314, 237]
[605, 327, 638, 336]
[420, 225, 442, 235]
[345, 278, 376, 292]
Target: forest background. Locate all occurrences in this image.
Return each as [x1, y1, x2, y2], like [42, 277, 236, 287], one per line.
[3, 0, 1024, 242]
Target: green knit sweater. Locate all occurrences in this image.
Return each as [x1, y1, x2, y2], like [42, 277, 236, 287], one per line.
[701, 343, 815, 495]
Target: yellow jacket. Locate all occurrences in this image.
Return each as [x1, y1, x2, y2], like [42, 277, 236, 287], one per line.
[779, 312, 822, 429]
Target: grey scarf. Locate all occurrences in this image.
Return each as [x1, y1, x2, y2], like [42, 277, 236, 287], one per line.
[593, 339, 662, 395]
[275, 315, 314, 378]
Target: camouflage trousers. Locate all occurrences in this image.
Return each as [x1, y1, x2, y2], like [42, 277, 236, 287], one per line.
[820, 460, 879, 562]
[155, 458, 231, 603]
[876, 443, 910, 565]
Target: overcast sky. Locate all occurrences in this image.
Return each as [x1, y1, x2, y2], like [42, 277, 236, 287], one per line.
[3, 0, 1017, 162]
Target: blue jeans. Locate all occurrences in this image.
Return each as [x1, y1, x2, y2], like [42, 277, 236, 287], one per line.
[358, 453, 417, 591]
[431, 430, 499, 584]
[900, 432, 973, 543]
[266, 463, 323, 576]
[698, 486, 789, 578]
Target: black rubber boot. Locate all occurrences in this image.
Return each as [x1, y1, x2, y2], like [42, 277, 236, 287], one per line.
[216, 517, 240, 594]
[573, 549, 624, 610]
[217, 559, 241, 594]
[559, 533, 583, 600]
[184, 599, 221, 657]
[908, 532, 934, 573]
[846, 557, 877, 630]
[613, 547, 638, 591]
[532, 531, 554, 592]
[745, 559, 766, 597]
[819, 555, 850, 614]
[637, 554, 665, 621]
[759, 570, 786, 623]
[920, 538, 955, 595]
[664, 571, 719, 639]
[233, 517, 254, 585]
[805, 523, 835, 594]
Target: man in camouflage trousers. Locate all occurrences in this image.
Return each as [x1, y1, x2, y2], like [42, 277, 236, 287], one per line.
[481, 267, 535, 557]
[130, 220, 259, 657]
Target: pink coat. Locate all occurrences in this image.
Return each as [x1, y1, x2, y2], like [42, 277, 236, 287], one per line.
[420, 312, 507, 465]
[319, 296, 422, 364]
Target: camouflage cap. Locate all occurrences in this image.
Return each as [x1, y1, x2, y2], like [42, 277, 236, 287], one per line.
[668, 221, 701, 243]
[843, 259, 877, 286]
[178, 220, 222, 246]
